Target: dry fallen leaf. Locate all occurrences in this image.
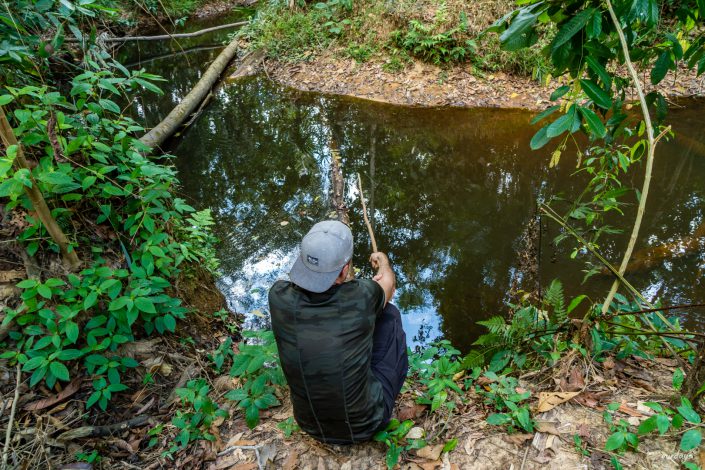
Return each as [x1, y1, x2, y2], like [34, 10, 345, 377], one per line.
[283, 450, 298, 470]
[416, 444, 444, 461]
[618, 403, 645, 418]
[280, 221, 289, 226]
[535, 391, 580, 413]
[504, 433, 533, 445]
[25, 379, 82, 412]
[534, 420, 562, 435]
[560, 367, 585, 392]
[398, 403, 427, 421]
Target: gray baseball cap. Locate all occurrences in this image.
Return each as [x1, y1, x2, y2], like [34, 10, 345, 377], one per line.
[289, 220, 353, 293]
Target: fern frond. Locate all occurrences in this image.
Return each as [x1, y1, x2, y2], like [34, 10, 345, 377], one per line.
[545, 279, 566, 324]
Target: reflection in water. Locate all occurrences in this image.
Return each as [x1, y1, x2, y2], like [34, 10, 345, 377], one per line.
[159, 74, 704, 352]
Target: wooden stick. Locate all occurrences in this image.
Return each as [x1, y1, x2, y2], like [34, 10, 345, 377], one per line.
[2, 365, 21, 470]
[0, 106, 80, 270]
[357, 173, 378, 253]
[66, 21, 249, 43]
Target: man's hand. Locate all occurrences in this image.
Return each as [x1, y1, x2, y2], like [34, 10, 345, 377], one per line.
[370, 252, 395, 305]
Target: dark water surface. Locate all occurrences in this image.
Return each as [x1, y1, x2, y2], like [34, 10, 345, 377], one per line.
[127, 29, 705, 352]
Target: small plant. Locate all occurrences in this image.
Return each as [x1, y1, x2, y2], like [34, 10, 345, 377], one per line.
[76, 449, 101, 464]
[224, 330, 285, 428]
[480, 372, 533, 433]
[408, 340, 463, 412]
[314, 0, 353, 35]
[277, 417, 300, 437]
[208, 337, 236, 373]
[373, 419, 426, 469]
[391, 14, 476, 65]
[167, 379, 228, 457]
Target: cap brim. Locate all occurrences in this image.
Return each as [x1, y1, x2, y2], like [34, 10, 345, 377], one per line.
[289, 253, 341, 293]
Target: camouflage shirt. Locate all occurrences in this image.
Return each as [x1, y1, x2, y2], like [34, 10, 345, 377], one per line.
[268, 279, 386, 444]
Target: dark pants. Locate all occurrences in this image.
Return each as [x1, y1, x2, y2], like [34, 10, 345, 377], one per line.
[371, 303, 408, 424]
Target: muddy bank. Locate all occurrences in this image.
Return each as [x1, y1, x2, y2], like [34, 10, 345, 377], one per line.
[257, 53, 705, 110]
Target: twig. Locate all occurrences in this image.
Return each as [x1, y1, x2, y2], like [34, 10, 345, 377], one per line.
[603, 320, 705, 338]
[66, 21, 249, 42]
[520, 444, 530, 470]
[2, 365, 21, 470]
[56, 416, 152, 441]
[608, 303, 705, 318]
[601, 0, 658, 315]
[357, 173, 378, 253]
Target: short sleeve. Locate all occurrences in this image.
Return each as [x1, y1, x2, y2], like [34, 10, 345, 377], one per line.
[359, 279, 385, 317]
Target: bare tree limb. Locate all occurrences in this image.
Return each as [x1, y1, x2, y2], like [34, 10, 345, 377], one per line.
[601, 0, 658, 315]
[66, 21, 248, 43]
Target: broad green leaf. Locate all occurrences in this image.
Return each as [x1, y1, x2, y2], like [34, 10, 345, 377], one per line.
[499, 6, 544, 51]
[225, 388, 248, 402]
[245, 404, 260, 429]
[487, 413, 511, 425]
[546, 112, 573, 138]
[656, 414, 670, 435]
[586, 56, 611, 89]
[580, 79, 612, 109]
[681, 429, 702, 451]
[551, 8, 596, 52]
[605, 432, 625, 451]
[637, 416, 657, 435]
[651, 51, 673, 85]
[550, 86, 570, 101]
[37, 284, 52, 299]
[135, 297, 156, 313]
[57, 349, 83, 361]
[64, 320, 79, 343]
[530, 124, 551, 150]
[677, 400, 701, 424]
[442, 438, 458, 453]
[50, 361, 70, 382]
[579, 106, 607, 138]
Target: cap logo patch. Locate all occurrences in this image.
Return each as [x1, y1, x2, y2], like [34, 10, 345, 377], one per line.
[306, 255, 319, 266]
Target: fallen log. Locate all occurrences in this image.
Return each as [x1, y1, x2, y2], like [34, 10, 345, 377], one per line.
[139, 36, 241, 150]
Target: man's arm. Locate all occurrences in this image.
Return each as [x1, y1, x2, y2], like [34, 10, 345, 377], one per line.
[369, 252, 395, 306]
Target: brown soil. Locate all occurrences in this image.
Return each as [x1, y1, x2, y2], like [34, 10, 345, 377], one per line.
[258, 51, 705, 110]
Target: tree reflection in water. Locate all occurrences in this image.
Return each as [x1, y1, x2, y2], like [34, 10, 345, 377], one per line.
[168, 77, 705, 352]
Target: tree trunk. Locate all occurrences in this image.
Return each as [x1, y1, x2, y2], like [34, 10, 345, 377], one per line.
[0, 106, 80, 270]
[139, 36, 241, 150]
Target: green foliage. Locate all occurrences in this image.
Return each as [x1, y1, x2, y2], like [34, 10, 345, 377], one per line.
[277, 416, 300, 438]
[241, 1, 353, 61]
[391, 17, 477, 65]
[479, 372, 533, 433]
[165, 379, 228, 457]
[408, 340, 463, 412]
[224, 330, 285, 429]
[491, 0, 704, 287]
[0, 0, 219, 410]
[373, 419, 427, 469]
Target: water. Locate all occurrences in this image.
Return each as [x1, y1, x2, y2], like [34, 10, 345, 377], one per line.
[126, 26, 705, 352]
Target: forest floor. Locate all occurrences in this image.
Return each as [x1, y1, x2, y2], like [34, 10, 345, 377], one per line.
[175, 348, 693, 470]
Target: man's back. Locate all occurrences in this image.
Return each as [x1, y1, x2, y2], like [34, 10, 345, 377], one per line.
[269, 278, 386, 444]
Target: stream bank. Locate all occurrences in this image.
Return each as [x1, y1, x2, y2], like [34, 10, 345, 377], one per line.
[259, 54, 705, 109]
